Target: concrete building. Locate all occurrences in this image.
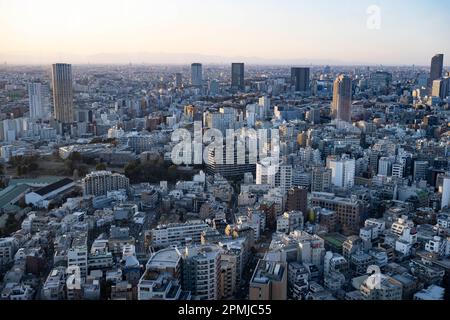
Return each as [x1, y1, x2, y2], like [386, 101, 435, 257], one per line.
[0, 238, 18, 266]
[328, 156, 356, 189]
[181, 245, 221, 300]
[360, 271, 403, 300]
[82, 171, 129, 197]
[67, 233, 88, 278]
[286, 187, 308, 216]
[441, 174, 450, 209]
[311, 167, 332, 192]
[149, 220, 209, 248]
[414, 285, 445, 300]
[41, 267, 66, 300]
[311, 193, 366, 235]
[277, 211, 304, 234]
[28, 83, 45, 120]
[249, 259, 287, 300]
[138, 247, 184, 300]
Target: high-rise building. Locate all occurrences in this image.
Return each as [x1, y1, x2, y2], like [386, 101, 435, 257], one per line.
[413, 161, 429, 181]
[51, 63, 74, 124]
[191, 63, 203, 87]
[291, 67, 310, 92]
[231, 63, 245, 90]
[441, 175, 450, 209]
[311, 166, 332, 192]
[328, 156, 356, 189]
[82, 171, 130, 196]
[67, 232, 88, 278]
[286, 187, 308, 215]
[181, 245, 221, 300]
[431, 77, 449, 99]
[258, 96, 271, 119]
[275, 165, 293, 194]
[378, 157, 394, 176]
[209, 79, 219, 96]
[28, 83, 44, 120]
[332, 75, 352, 122]
[430, 54, 444, 85]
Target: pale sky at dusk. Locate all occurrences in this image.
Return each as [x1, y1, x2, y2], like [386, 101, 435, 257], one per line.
[0, 0, 449, 65]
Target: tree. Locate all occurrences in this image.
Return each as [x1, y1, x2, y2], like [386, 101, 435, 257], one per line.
[69, 152, 82, 162]
[96, 163, 107, 171]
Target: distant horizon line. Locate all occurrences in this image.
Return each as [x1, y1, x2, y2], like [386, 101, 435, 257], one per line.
[0, 51, 446, 68]
[0, 62, 441, 68]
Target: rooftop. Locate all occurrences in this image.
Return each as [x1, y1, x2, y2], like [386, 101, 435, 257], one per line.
[146, 247, 181, 270]
[0, 184, 30, 208]
[251, 259, 285, 285]
[34, 178, 74, 196]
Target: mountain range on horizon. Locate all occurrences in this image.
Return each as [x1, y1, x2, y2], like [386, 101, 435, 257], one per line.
[0, 51, 436, 67]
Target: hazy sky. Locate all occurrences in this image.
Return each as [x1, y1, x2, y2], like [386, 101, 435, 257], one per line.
[0, 0, 449, 65]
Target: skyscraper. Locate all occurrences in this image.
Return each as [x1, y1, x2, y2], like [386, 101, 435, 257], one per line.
[231, 63, 245, 91]
[332, 75, 352, 122]
[191, 63, 203, 87]
[51, 63, 74, 124]
[28, 83, 44, 120]
[291, 67, 310, 92]
[430, 54, 444, 85]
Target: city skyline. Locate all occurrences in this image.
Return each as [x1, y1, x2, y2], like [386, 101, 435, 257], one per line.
[0, 0, 450, 306]
[1, 0, 450, 65]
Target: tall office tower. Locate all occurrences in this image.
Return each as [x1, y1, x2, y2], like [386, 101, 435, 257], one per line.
[175, 73, 182, 89]
[291, 67, 310, 92]
[51, 63, 74, 124]
[332, 75, 352, 122]
[430, 54, 444, 85]
[286, 187, 308, 215]
[231, 63, 245, 90]
[191, 63, 203, 87]
[28, 83, 44, 120]
[258, 96, 271, 119]
[328, 156, 356, 189]
[442, 175, 450, 209]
